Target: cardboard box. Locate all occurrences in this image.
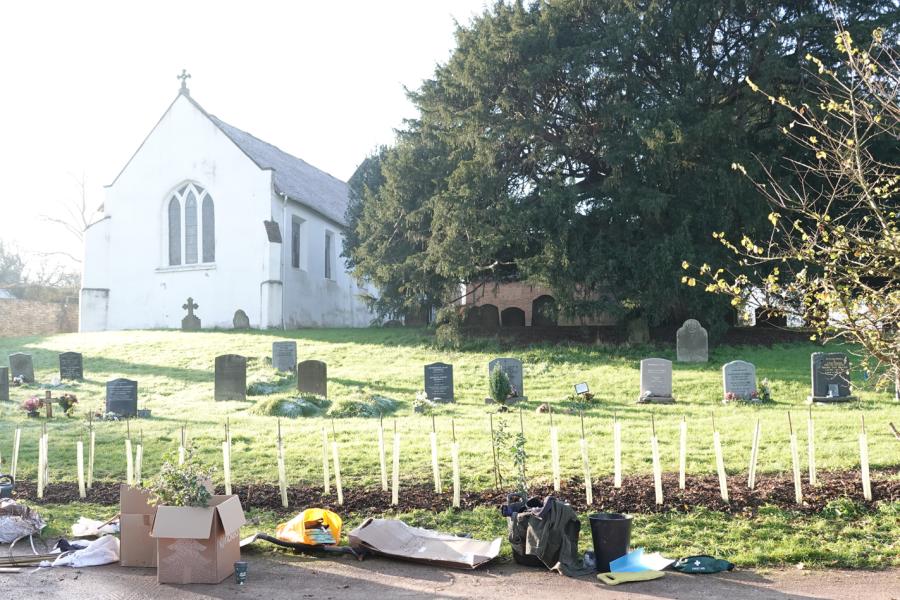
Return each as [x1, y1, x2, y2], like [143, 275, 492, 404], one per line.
[150, 495, 246, 584]
[119, 485, 157, 568]
[348, 517, 501, 569]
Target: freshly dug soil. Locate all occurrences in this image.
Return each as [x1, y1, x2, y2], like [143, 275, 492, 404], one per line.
[11, 468, 899, 515]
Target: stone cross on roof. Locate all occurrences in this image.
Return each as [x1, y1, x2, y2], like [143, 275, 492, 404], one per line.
[183, 297, 198, 317]
[178, 69, 191, 95]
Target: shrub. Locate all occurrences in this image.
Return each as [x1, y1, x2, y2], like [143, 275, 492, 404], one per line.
[329, 391, 399, 418]
[147, 452, 215, 507]
[251, 395, 330, 418]
[489, 368, 512, 404]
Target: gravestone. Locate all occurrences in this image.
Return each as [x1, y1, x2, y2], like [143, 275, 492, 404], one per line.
[488, 357, 524, 399]
[272, 341, 298, 372]
[233, 309, 250, 330]
[9, 353, 34, 383]
[722, 360, 757, 400]
[424, 362, 454, 402]
[181, 297, 201, 331]
[638, 358, 674, 403]
[676, 319, 708, 362]
[106, 378, 138, 417]
[808, 352, 855, 403]
[215, 354, 247, 401]
[0, 367, 8, 402]
[297, 360, 327, 397]
[59, 352, 84, 380]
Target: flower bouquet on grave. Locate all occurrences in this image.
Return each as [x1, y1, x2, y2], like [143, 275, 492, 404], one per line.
[413, 390, 434, 414]
[21, 395, 43, 417]
[11, 375, 26, 387]
[58, 393, 78, 417]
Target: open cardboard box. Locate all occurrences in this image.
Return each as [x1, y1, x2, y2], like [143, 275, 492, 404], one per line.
[150, 495, 246, 584]
[119, 485, 157, 568]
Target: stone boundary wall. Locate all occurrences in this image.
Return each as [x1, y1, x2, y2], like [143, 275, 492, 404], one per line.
[0, 298, 79, 338]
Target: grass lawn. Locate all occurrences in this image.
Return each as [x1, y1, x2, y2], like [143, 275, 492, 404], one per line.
[1, 328, 898, 568]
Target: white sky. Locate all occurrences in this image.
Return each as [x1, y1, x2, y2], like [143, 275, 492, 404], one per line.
[0, 0, 487, 273]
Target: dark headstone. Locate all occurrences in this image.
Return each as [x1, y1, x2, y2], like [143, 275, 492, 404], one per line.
[272, 341, 298, 372]
[181, 297, 201, 331]
[215, 354, 247, 401]
[233, 310, 250, 330]
[531, 296, 558, 327]
[9, 353, 34, 383]
[489, 357, 524, 398]
[0, 367, 8, 402]
[424, 362, 454, 402]
[263, 220, 283, 243]
[676, 319, 708, 362]
[106, 378, 138, 417]
[809, 352, 854, 403]
[59, 352, 84, 380]
[501, 307, 526, 327]
[297, 360, 327, 397]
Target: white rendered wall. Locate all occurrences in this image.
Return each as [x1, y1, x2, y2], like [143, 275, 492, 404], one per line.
[82, 95, 272, 330]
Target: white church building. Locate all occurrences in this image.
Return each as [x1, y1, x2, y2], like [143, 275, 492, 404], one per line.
[80, 76, 374, 330]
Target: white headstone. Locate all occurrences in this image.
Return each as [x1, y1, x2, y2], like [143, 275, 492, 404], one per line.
[640, 358, 673, 398]
[722, 360, 757, 400]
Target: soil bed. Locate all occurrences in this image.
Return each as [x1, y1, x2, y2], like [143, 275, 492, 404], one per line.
[12, 468, 899, 515]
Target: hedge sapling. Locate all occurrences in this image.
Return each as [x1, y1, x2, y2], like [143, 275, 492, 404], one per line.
[580, 410, 593, 506]
[77, 429, 86, 499]
[748, 418, 761, 490]
[807, 406, 817, 487]
[430, 414, 442, 494]
[125, 420, 134, 486]
[331, 419, 344, 506]
[451, 418, 460, 508]
[788, 412, 803, 505]
[860, 415, 872, 501]
[613, 412, 622, 489]
[11, 427, 20, 481]
[651, 414, 663, 505]
[549, 406, 560, 492]
[321, 425, 330, 494]
[679, 415, 687, 490]
[222, 420, 232, 496]
[377, 413, 388, 492]
[87, 415, 95, 489]
[135, 429, 144, 487]
[391, 419, 400, 506]
[277, 419, 288, 508]
[712, 413, 729, 502]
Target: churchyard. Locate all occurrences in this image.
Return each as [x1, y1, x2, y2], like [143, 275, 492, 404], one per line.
[1, 327, 898, 568]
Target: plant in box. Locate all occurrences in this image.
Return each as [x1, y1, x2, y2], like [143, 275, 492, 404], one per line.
[148, 451, 215, 508]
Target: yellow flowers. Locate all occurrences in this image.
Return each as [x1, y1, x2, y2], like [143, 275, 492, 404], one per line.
[731, 162, 747, 175]
[816, 151, 826, 159]
[744, 76, 759, 92]
[681, 260, 689, 270]
[809, 136, 818, 144]
[680, 276, 697, 287]
[768, 212, 780, 226]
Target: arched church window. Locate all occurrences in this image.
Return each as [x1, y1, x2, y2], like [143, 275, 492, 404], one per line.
[168, 197, 181, 265]
[165, 183, 215, 266]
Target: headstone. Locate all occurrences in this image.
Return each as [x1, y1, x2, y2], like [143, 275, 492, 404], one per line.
[808, 352, 855, 403]
[676, 319, 708, 362]
[297, 360, 327, 397]
[59, 352, 84, 380]
[8, 353, 34, 383]
[272, 341, 298, 372]
[215, 354, 247, 401]
[424, 362, 454, 402]
[181, 297, 201, 331]
[638, 358, 674, 403]
[0, 367, 8, 402]
[488, 358, 524, 398]
[232, 310, 250, 330]
[722, 360, 757, 400]
[106, 378, 138, 417]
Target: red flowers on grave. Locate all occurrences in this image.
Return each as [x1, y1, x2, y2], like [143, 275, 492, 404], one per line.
[22, 395, 43, 417]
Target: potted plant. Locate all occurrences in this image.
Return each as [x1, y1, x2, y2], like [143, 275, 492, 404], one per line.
[147, 452, 215, 508]
[22, 396, 42, 417]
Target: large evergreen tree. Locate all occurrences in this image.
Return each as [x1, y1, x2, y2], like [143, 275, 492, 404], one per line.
[346, 0, 897, 330]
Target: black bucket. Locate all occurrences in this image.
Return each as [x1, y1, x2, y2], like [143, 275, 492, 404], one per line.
[588, 512, 632, 572]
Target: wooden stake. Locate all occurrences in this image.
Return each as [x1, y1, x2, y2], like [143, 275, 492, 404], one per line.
[321, 426, 330, 494]
[276, 420, 288, 508]
[712, 414, 728, 502]
[748, 419, 761, 490]
[10, 428, 20, 480]
[451, 418, 460, 508]
[613, 413, 622, 488]
[430, 415, 441, 494]
[377, 415, 388, 492]
[789, 412, 803, 505]
[860, 416, 872, 501]
[77, 438, 85, 499]
[807, 406, 817, 487]
[550, 408, 560, 492]
[651, 415, 663, 505]
[391, 420, 400, 506]
[679, 415, 687, 490]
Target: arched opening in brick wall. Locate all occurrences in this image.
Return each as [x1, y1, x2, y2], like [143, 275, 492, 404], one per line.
[501, 307, 526, 327]
[531, 295, 558, 326]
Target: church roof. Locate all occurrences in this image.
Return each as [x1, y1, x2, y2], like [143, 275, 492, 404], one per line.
[207, 114, 349, 226]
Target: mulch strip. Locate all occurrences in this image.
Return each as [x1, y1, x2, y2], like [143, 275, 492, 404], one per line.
[11, 468, 899, 516]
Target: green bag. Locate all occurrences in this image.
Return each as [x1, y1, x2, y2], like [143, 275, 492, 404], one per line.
[673, 555, 735, 574]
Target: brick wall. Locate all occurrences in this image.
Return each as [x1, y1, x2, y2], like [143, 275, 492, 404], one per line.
[0, 298, 79, 337]
[464, 281, 616, 326]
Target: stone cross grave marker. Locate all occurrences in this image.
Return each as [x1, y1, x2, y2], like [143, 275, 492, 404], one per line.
[106, 378, 138, 417]
[215, 355, 247, 401]
[809, 352, 855, 403]
[424, 362, 454, 402]
[676, 319, 708, 362]
[488, 357, 524, 399]
[272, 341, 297, 372]
[181, 297, 201, 331]
[0, 367, 8, 402]
[59, 352, 84, 380]
[639, 358, 674, 403]
[9, 353, 34, 383]
[722, 360, 756, 400]
[298, 360, 327, 397]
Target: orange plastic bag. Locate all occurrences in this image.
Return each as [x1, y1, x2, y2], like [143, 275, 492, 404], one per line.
[275, 508, 342, 545]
